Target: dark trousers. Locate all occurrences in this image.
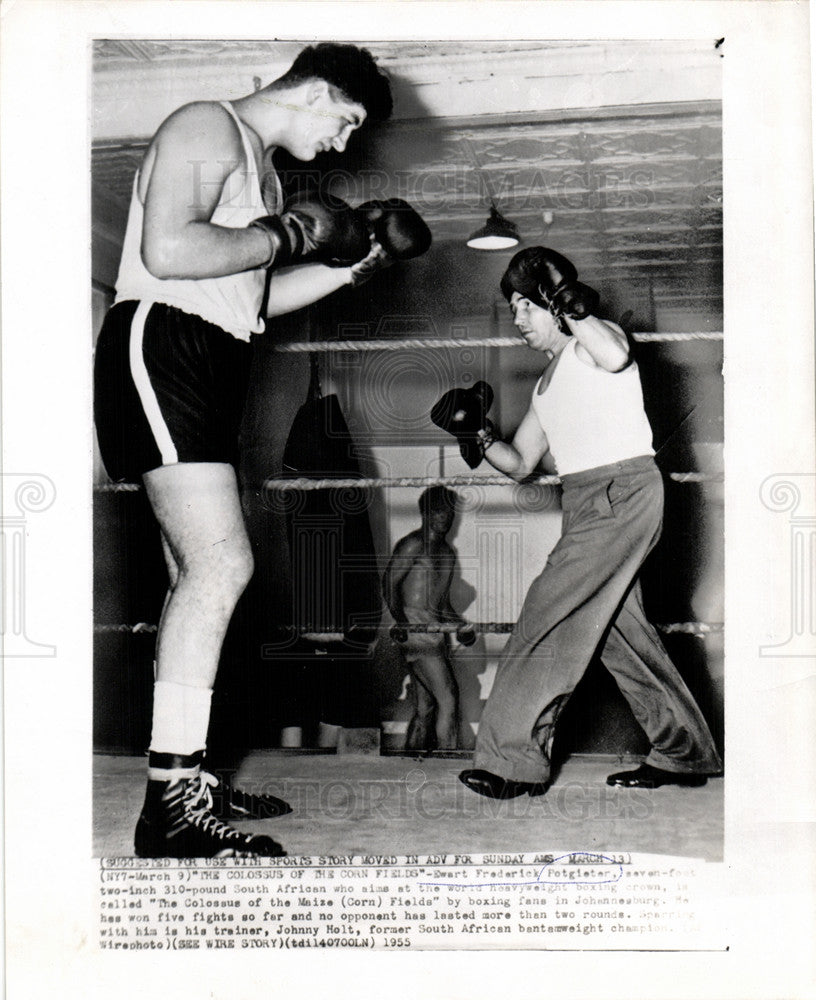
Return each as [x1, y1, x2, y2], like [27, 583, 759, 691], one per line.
[473, 456, 723, 783]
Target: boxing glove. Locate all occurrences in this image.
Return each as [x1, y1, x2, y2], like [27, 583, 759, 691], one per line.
[430, 380, 496, 469]
[356, 199, 432, 260]
[348, 239, 394, 287]
[349, 199, 432, 287]
[533, 249, 599, 320]
[455, 623, 477, 647]
[548, 280, 599, 320]
[250, 193, 370, 269]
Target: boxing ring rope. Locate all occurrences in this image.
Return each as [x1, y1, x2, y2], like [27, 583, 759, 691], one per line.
[261, 471, 721, 491]
[95, 621, 723, 638]
[95, 470, 721, 493]
[271, 331, 723, 353]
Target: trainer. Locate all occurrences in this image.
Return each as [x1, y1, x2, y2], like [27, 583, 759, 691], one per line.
[94, 43, 430, 856]
[433, 246, 722, 799]
[382, 486, 476, 751]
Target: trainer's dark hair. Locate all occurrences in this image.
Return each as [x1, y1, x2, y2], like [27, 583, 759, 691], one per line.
[500, 246, 572, 309]
[277, 42, 393, 123]
[419, 486, 457, 516]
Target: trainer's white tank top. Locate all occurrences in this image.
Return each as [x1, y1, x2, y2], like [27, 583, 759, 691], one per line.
[531, 338, 654, 475]
[115, 102, 278, 341]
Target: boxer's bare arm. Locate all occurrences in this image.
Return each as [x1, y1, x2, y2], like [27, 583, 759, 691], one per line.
[265, 263, 354, 317]
[382, 534, 422, 623]
[140, 103, 271, 280]
[568, 317, 629, 372]
[439, 560, 464, 624]
[482, 405, 552, 480]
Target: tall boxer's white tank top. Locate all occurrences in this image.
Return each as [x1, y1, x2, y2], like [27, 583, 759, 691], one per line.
[115, 101, 279, 342]
[531, 339, 654, 475]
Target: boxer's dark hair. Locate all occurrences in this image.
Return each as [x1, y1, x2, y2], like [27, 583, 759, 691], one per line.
[275, 43, 393, 123]
[501, 246, 562, 309]
[419, 486, 457, 516]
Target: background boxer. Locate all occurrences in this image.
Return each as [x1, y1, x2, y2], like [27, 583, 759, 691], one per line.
[93, 43, 427, 857]
[382, 487, 475, 751]
[433, 247, 722, 799]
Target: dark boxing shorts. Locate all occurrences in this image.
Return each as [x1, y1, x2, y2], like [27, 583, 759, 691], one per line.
[94, 300, 252, 482]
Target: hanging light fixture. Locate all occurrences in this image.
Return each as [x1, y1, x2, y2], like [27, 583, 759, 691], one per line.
[462, 138, 521, 251]
[467, 203, 520, 250]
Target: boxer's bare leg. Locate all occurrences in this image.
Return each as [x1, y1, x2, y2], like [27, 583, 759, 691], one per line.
[410, 651, 459, 749]
[134, 463, 284, 858]
[405, 672, 436, 751]
[143, 462, 253, 690]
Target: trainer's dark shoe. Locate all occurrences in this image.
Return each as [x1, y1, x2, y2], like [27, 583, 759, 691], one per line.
[459, 768, 549, 799]
[206, 772, 293, 821]
[134, 772, 287, 858]
[606, 763, 708, 789]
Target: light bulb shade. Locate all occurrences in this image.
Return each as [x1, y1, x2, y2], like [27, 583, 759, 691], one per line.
[467, 205, 520, 250]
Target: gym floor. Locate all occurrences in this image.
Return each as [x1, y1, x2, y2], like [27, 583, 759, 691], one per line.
[93, 750, 723, 862]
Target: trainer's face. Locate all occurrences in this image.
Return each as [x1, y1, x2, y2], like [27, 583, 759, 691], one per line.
[509, 292, 563, 352]
[426, 505, 454, 536]
[297, 83, 366, 160]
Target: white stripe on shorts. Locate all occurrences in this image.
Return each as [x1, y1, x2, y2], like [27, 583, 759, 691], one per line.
[129, 301, 178, 465]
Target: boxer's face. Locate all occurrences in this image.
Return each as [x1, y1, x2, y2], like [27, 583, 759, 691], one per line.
[424, 502, 454, 536]
[294, 82, 366, 160]
[509, 292, 562, 352]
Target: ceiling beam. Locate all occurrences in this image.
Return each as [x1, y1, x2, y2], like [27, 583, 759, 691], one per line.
[92, 39, 721, 142]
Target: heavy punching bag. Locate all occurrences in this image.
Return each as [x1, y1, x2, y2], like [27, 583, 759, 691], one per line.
[281, 357, 381, 728]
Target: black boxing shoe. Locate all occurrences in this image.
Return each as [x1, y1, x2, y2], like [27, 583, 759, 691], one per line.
[459, 768, 549, 800]
[205, 771, 293, 821]
[134, 771, 287, 858]
[606, 763, 708, 789]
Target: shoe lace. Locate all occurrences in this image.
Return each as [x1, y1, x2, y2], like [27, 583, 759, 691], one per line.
[200, 770, 273, 808]
[183, 772, 245, 842]
[200, 768, 227, 797]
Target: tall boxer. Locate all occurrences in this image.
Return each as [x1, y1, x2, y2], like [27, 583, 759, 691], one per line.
[94, 43, 431, 857]
[432, 247, 722, 798]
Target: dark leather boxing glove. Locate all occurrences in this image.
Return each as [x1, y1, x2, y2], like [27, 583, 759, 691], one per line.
[430, 380, 496, 469]
[357, 199, 432, 260]
[250, 193, 370, 269]
[534, 249, 599, 320]
[455, 623, 477, 647]
[348, 239, 394, 287]
[390, 624, 409, 644]
[349, 199, 432, 287]
[549, 280, 599, 320]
